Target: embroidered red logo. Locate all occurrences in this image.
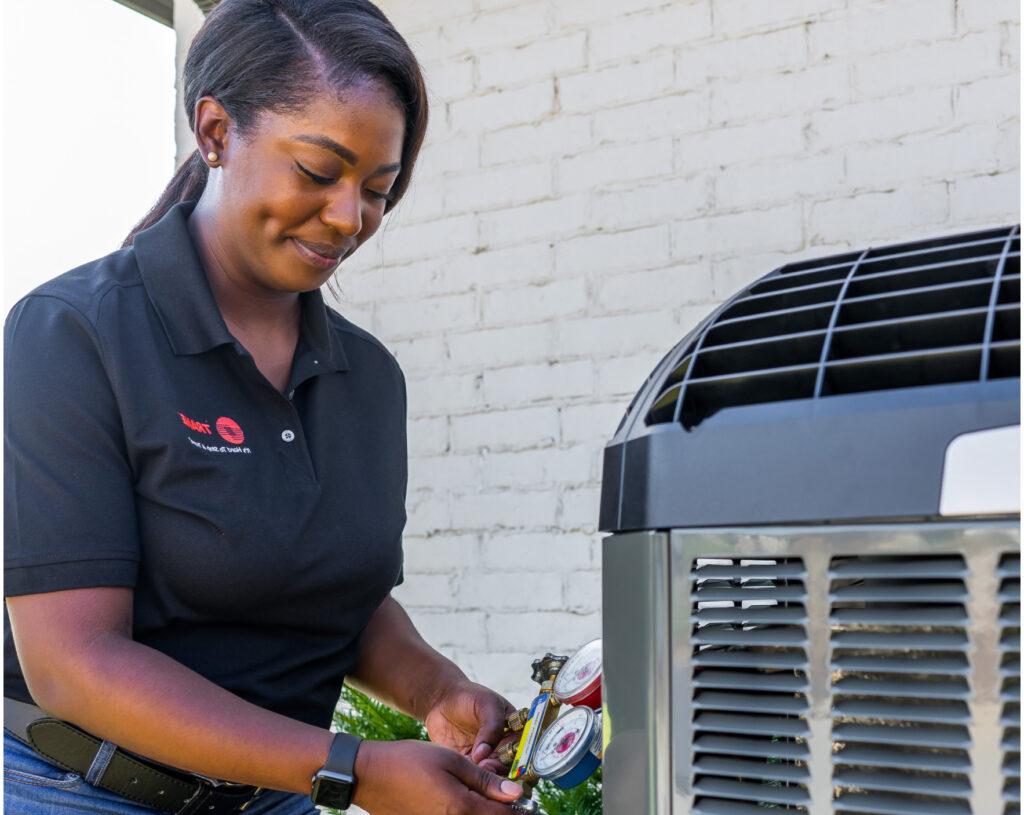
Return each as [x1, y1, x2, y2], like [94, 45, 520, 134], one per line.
[216, 416, 245, 445]
[179, 413, 212, 435]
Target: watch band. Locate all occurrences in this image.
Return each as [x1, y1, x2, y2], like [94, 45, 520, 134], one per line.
[310, 732, 362, 809]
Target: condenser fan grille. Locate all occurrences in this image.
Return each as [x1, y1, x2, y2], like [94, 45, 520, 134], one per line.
[646, 226, 1021, 428]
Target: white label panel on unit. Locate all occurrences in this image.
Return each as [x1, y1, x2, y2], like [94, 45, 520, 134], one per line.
[939, 424, 1021, 516]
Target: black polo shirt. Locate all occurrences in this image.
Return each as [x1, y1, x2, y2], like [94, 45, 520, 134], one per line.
[4, 199, 406, 728]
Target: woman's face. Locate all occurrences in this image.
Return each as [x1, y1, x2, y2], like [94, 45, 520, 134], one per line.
[199, 83, 405, 294]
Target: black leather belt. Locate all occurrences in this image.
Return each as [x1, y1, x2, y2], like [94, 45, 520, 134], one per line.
[4, 697, 265, 814]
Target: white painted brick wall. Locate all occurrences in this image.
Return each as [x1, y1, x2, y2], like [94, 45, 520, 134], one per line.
[330, 0, 1019, 707]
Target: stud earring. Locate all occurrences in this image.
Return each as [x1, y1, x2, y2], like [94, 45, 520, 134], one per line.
[207, 151, 219, 163]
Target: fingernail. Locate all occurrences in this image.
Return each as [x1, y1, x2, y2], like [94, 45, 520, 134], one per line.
[472, 743, 491, 761]
[501, 780, 522, 796]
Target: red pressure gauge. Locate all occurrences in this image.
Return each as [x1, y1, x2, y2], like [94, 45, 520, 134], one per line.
[551, 638, 602, 709]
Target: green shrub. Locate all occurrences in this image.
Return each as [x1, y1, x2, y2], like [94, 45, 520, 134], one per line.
[330, 684, 602, 814]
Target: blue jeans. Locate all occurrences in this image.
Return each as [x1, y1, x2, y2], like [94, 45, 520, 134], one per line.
[3, 729, 318, 814]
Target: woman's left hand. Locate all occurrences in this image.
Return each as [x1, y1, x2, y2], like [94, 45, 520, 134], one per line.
[425, 678, 517, 774]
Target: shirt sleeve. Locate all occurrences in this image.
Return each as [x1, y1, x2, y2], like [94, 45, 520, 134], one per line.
[4, 294, 140, 596]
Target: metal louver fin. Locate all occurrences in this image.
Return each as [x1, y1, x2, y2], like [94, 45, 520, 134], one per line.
[691, 557, 809, 814]
[829, 554, 977, 814]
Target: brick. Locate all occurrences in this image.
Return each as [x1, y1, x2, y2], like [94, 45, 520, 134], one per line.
[560, 485, 602, 531]
[846, 127, 1001, 190]
[478, 33, 587, 89]
[416, 133, 479, 181]
[408, 416, 449, 457]
[391, 180, 447, 224]
[560, 402, 630, 445]
[556, 226, 672, 276]
[377, 0, 474, 33]
[949, 171, 1021, 224]
[711, 62, 849, 124]
[378, 292, 478, 338]
[594, 264, 715, 314]
[677, 25, 807, 88]
[854, 31, 1001, 97]
[996, 119, 1020, 172]
[445, 161, 552, 213]
[445, 242, 555, 290]
[563, 570, 602, 612]
[486, 611, 600, 652]
[479, 194, 589, 245]
[409, 454, 480, 492]
[482, 116, 593, 166]
[809, 1, 955, 61]
[443, 2, 550, 53]
[457, 571, 564, 610]
[558, 137, 673, 193]
[404, 489, 452, 536]
[391, 336, 447, 372]
[482, 445, 594, 488]
[550, 0, 670, 27]
[714, 0, 845, 37]
[556, 310, 679, 358]
[591, 177, 713, 231]
[716, 154, 846, 209]
[460, 651, 538, 695]
[955, 73, 1020, 123]
[450, 489, 560, 529]
[559, 53, 674, 113]
[424, 58, 475, 101]
[402, 534, 480, 574]
[483, 360, 594, 405]
[676, 117, 805, 174]
[593, 93, 707, 144]
[415, 611, 487, 649]
[451, 406, 560, 453]
[448, 324, 555, 370]
[808, 88, 953, 149]
[450, 81, 555, 132]
[590, 3, 713, 64]
[406, 372, 482, 417]
[810, 185, 949, 245]
[392, 573, 454, 608]
[481, 531, 595, 571]
[672, 205, 804, 259]
[596, 352, 668, 398]
[377, 214, 478, 264]
[958, 0, 1019, 31]
[483, 278, 588, 324]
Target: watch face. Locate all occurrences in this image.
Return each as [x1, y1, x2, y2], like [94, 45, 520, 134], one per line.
[312, 770, 355, 809]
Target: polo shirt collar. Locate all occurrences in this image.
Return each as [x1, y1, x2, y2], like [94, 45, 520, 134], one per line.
[133, 199, 349, 372]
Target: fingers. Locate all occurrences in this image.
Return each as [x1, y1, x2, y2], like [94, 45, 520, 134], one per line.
[471, 697, 510, 765]
[449, 753, 523, 803]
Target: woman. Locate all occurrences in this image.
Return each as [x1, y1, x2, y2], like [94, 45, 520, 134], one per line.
[3, 1, 523, 813]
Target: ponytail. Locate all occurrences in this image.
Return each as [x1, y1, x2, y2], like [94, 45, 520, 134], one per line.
[121, 150, 209, 247]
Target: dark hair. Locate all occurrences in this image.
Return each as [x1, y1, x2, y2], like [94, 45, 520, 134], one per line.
[122, 0, 427, 247]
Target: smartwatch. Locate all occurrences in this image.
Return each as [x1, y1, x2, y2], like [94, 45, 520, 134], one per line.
[310, 732, 362, 809]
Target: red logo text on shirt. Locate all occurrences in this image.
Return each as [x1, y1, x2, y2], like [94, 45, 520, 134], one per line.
[179, 413, 212, 435]
[216, 416, 245, 445]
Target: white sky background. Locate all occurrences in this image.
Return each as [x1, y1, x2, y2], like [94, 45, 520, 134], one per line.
[2, 0, 176, 307]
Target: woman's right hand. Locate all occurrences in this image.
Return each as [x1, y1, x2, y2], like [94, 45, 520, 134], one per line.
[352, 739, 523, 814]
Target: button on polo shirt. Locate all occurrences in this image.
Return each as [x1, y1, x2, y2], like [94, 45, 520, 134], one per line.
[4, 199, 407, 728]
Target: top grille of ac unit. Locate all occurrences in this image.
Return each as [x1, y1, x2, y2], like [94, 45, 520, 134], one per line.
[646, 226, 1020, 429]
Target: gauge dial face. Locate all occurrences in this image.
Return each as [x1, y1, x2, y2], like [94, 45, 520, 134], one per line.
[553, 639, 602, 700]
[532, 707, 594, 778]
